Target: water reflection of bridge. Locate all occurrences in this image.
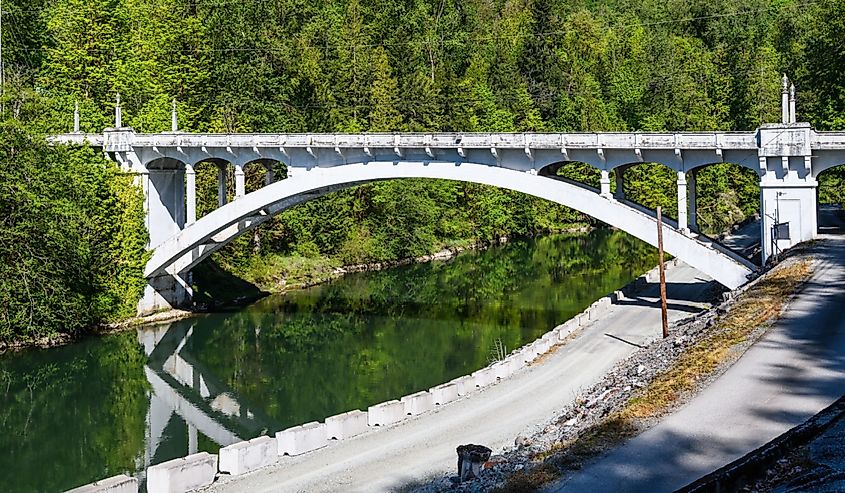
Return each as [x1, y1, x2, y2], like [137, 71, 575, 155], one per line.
[137, 321, 279, 468]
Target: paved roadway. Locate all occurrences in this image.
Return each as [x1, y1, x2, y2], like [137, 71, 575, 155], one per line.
[209, 263, 718, 492]
[550, 206, 845, 493]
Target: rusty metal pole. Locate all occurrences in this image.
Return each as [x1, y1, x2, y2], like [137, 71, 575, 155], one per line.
[657, 206, 669, 338]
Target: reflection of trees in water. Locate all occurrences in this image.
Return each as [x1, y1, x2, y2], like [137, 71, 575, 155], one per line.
[0, 335, 148, 492]
[185, 230, 658, 429]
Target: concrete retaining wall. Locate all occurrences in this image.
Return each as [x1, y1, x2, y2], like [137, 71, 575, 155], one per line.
[66, 475, 137, 493]
[325, 410, 368, 440]
[147, 452, 217, 493]
[276, 422, 327, 456]
[368, 400, 405, 426]
[218, 435, 277, 476]
[401, 391, 434, 415]
[430, 382, 459, 405]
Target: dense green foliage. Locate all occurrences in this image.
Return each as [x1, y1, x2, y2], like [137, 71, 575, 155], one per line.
[1, 0, 845, 335]
[0, 121, 147, 343]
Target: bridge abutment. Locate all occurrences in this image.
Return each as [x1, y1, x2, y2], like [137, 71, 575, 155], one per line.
[757, 123, 818, 264]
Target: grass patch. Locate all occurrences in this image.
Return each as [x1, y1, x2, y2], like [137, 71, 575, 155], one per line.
[494, 258, 813, 492]
[239, 253, 342, 291]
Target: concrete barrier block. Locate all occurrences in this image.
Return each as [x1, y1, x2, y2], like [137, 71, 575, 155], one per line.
[147, 452, 217, 493]
[218, 435, 277, 476]
[276, 422, 327, 456]
[368, 400, 405, 426]
[430, 382, 459, 405]
[66, 474, 138, 493]
[325, 410, 368, 440]
[401, 391, 434, 415]
[450, 375, 473, 396]
[558, 320, 579, 340]
[535, 337, 553, 354]
[492, 359, 516, 380]
[521, 345, 539, 362]
[472, 366, 496, 388]
[577, 312, 589, 326]
[505, 353, 526, 374]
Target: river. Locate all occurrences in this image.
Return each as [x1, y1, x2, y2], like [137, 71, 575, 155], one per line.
[0, 230, 658, 492]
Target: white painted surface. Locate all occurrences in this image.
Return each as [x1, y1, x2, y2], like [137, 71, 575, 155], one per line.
[401, 391, 434, 416]
[325, 410, 369, 440]
[276, 422, 327, 456]
[146, 452, 217, 493]
[367, 400, 405, 427]
[218, 436, 277, 476]
[430, 383, 459, 406]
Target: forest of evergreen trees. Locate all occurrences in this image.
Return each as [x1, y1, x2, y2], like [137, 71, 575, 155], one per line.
[2, 0, 845, 342]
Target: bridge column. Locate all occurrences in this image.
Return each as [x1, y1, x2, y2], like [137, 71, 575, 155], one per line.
[185, 163, 196, 225]
[265, 164, 274, 186]
[677, 171, 689, 234]
[613, 168, 625, 200]
[235, 163, 246, 198]
[600, 170, 611, 198]
[217, 164, 227, 207]
[688, 170, 698, 232]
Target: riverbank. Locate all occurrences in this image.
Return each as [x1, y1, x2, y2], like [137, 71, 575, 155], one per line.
[208, 226, 592, 297]
[0, 226, 589, 353]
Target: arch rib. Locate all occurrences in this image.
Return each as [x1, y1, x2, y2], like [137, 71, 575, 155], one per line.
[145, 162, 755, 289]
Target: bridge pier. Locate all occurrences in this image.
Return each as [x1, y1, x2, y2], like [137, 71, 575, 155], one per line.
[688, 170, 698, 231]
[140, 272, 192, 314]
[235, 162, 246, 198]
[677, 171, 689, 234]
[613, 167, 625, 200]
[186, 163, 197, 225]
[600, 169, 611, 198]
[218, 164, 228, 206]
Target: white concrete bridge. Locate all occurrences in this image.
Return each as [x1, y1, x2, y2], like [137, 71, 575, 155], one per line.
[49, 78, 845, 314]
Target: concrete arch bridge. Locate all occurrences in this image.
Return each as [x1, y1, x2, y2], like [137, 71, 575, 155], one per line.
[51, 102, 845, 314]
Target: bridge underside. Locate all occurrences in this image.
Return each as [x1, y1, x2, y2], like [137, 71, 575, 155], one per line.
[140, 161, 756, 314]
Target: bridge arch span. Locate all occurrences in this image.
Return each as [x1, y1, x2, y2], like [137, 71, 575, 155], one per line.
[146, 161, 755, 290]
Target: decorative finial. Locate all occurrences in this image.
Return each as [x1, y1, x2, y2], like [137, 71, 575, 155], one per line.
[171, 98, 178, 132]
[73, 101, 80, 133]
[789, 83, 797, 123]
[781, 76, 790, 124]
[115, 93, 122, 128]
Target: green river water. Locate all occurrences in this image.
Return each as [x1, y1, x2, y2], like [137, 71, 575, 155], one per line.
[0, 230, 658, 492]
